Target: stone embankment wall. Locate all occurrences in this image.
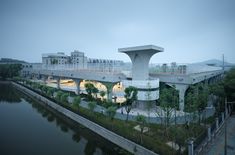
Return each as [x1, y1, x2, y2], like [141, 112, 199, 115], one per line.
[12, 82, 158, 155]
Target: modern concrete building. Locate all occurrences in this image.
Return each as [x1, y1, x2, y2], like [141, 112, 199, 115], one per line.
[119, 45, 164, 107]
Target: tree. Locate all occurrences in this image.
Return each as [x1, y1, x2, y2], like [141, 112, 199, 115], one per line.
[100, 90, 106, 101]
[186, 84, 209, 124]
[55, 91, 63, 101]
[198, 83, 209, 122]
[106, 106, 117, 130]
[85, 82, 98, 99]
[46, 87, 55, 97]
[0, 64, 22, 79]
[159, 87, 178, 129]
[106, 106, 117, 121]
[61, 93, 69, 104]
[209, 82, 225, 114]
[124, 86, 138, 122]
[85, 83, 94, 98]
[136, 114, 146, 144]
[92, 87, 99, 99]
[41, 85, 48, 94]
[224, 68, 235, 101]
[88, 101, 96, 113]
[169, 126, 187, 154]
[72, 96, 81, 111]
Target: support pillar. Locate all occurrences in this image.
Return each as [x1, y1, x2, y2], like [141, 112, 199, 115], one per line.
[74, 79, 82, 95]
[171, 84, 189, 111]
[56, 77, 60, 89]
[103, 82, 115, 102]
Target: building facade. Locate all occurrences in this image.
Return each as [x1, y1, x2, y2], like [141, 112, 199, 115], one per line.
[42, 50, 123, 72]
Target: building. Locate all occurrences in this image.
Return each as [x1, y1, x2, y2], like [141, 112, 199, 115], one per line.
[42, 52, 69, 69]
[71, 50, 87, 69]
[42, 50, 124, 72]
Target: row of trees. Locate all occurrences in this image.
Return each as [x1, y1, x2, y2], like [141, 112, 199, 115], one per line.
[0, 64, 22, 79]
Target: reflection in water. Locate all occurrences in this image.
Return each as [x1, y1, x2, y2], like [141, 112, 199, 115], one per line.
[0, 83, 21, 103]
[0, 83, 130, 155]
[85, 141, 96, 155]
[72, 132, 81, 143]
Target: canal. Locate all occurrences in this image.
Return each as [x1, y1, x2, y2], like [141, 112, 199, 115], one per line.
[0, 82, 128, 155]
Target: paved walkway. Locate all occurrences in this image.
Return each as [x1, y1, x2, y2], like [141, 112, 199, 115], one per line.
[206, 115, 235, 155]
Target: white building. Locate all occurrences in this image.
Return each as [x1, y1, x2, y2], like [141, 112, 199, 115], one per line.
[42, 50, 123, 72]
[71, 50, 87, 69]
[42, 52, 69, 69]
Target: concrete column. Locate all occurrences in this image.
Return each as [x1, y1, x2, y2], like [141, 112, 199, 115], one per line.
[56, 78, 60, 89]
[188, 140, 194, 155]
[216, 117, 219, 130]
[119, 45, 163, 80]
[207, 126, 211, 142]
[173, 84, 189, 111]
[74, 79, 82, 95]
[103, 82, 115, 101]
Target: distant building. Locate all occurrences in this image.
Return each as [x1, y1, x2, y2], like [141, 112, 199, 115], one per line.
[71, 50, 87, 69]
[42, 50, 123, 72]
[42, 52, 69, 67]
[170, 62, 177, 74]
[178, 65, 187, 74]
[162, 63, 168, 73]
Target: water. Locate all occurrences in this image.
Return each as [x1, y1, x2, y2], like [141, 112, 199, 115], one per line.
[0, 82, 128, 155]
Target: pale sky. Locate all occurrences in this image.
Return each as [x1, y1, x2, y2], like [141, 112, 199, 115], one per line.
[1, 0, 235, 63]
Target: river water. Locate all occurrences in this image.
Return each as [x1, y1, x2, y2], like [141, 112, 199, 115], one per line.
[0, 82, 128, 155]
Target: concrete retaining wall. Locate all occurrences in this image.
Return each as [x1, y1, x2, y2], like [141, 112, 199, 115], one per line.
[12, 82, 158, 155]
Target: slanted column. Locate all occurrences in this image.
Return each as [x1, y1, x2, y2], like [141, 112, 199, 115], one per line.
[74, 79, 82, 95]
[56, 77, 60, 89]
[103, 82, 115, 101]
[173, 84, 189, 111]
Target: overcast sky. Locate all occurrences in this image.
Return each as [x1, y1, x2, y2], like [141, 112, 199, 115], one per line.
[1, 0, 235, 63]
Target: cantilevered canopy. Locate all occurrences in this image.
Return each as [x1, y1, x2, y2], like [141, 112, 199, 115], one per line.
[118, 45, 164, 53]
[118, 45, 164, 80]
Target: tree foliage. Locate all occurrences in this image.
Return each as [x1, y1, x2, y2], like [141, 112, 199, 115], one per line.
[224, 68, 235, 101]
[124, 86, 138, 122]
[0, 64, 22, 79]
[136, 114, 146, 144]
[85, 82, 98, 99]
[72, 96, 81, 111]
[88, 101, 96, 112]
[106, 106, 117, 121]
[159, 87, 179, 127]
